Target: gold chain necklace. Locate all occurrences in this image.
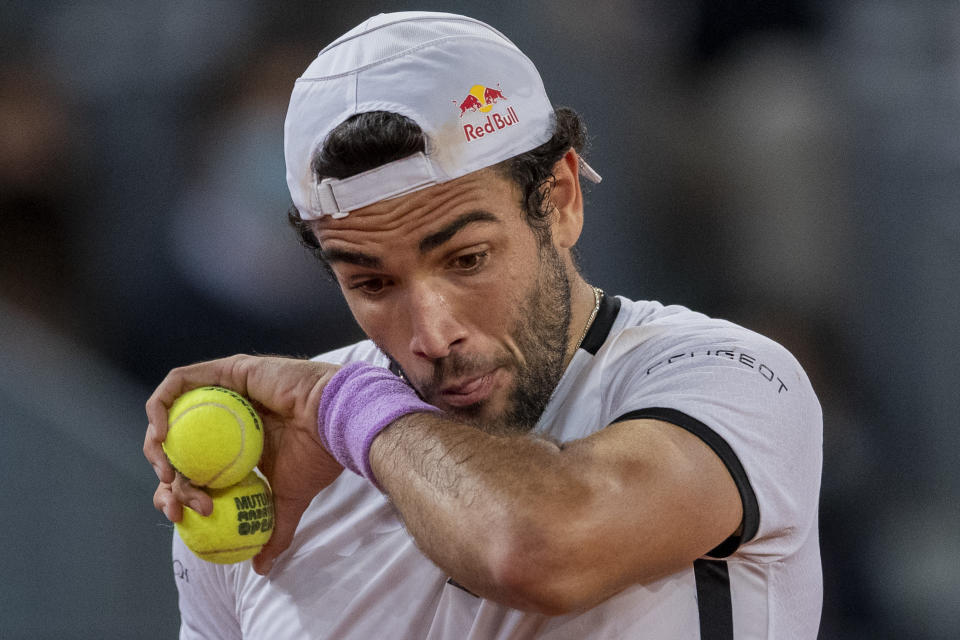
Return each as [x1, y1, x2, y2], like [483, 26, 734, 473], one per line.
[575, 286, 604, 351]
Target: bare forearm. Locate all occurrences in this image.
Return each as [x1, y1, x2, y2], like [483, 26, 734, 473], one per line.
[367, 414, 744, 614]
[368, 413, 575, 610]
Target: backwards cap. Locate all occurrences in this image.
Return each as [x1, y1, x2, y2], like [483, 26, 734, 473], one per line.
[284, 11, 600, 220]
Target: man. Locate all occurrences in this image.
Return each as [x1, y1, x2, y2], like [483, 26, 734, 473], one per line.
[144, 11, 822, 639]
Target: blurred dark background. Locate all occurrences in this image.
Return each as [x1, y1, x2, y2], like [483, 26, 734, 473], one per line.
[2, 1, 957, 638]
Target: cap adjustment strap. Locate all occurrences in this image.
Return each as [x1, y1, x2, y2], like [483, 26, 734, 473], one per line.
[310, 152, 440, 218]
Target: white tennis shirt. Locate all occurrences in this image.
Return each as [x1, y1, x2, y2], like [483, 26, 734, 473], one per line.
[172, 296, 823, 639]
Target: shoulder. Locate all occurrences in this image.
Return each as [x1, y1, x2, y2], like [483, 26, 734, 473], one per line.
[601, 298, 808, 394]
[597, 298, 822, 556]
[311, 339, 390, 367]
[610, 298, 786, 356]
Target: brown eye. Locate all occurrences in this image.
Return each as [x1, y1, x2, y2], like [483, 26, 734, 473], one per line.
[351, 278, 387, 295]
[452, 251, 488, 272]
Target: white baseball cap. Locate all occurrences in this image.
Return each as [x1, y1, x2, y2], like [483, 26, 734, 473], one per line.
[284, 11, 600, 220]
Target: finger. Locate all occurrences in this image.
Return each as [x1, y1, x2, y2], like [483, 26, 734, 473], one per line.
[144, 355, 255, 481]
[153, 482, 184, 522]
[145, 355, 254, 430]
[171, 473, 213, 517]
[143, 421, 175, 482]
[252, 495, 310, 575]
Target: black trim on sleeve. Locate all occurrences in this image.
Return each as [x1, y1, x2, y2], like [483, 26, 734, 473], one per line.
[612, 407, 760, 557]
[579, 293, 621, 355]
[446, 578, 479, 597]
[694, 559, 734, 640]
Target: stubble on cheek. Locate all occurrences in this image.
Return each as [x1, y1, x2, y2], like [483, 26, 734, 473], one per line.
[378, 242, 573, 434]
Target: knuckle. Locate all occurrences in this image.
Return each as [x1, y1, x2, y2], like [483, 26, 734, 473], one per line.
[229, 353, 252, 375]
[171, 481, 189, 500]
[162, 367, 185, 387]
[143, 425, 164, 459]
[153, 484, 170, 508]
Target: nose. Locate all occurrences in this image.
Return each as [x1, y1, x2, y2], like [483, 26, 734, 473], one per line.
[407, 284, 467, 361]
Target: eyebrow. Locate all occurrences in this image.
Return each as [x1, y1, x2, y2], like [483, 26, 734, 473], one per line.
[318, 247, 382, 269]
[318, 210, 500, 269]
[418, 210, 499, 254]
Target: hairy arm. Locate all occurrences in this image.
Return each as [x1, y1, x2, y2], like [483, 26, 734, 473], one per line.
[369, 414, 743, 614]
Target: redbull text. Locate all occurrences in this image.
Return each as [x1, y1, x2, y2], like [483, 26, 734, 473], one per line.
[463, 107, 520, 142]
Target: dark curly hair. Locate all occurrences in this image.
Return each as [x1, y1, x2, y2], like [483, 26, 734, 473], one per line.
[288, 107, 589, 273]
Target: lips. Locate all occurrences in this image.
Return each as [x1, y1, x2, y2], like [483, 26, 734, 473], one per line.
[438, 371, 498, 408]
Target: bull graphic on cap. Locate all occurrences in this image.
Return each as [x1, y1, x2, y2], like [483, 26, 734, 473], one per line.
[453, 83, 507, 117]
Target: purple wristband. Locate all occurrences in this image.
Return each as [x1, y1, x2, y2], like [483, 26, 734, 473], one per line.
[318, 362, 441, 488]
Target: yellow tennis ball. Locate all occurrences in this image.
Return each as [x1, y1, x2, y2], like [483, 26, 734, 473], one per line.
[176, 470, 274, 564]
[163, 386, 264, 488]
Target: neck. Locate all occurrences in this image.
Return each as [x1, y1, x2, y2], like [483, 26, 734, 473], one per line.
[562, 277, 600, 369]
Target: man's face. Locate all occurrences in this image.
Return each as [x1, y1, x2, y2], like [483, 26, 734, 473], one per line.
[312, 169, 573, 433]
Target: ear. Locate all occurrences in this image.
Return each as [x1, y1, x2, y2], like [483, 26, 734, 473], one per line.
[549, 149, 585, 250]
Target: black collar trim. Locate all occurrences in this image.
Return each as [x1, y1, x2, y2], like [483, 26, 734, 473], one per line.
[579, 293, 620, 356]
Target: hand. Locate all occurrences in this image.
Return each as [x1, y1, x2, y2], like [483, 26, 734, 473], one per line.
[144, 354, 344, 574]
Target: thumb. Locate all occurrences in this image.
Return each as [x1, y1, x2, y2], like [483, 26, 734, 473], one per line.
[252, 495, 311, 575]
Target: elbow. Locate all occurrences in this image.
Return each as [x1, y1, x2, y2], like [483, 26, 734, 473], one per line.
[484, 516, 602, 615]
[471, 462, 623, 614]
[491, 562, 584, 615]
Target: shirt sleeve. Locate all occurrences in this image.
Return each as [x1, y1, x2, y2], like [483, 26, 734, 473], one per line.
[172, 529, 243, 640]
[602, 324, 823, 561]
[310, 339, 390, 366]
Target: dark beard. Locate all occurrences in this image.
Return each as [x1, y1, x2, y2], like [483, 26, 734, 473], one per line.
[403, 241, 572, 434]
[495, 241, 571, 432]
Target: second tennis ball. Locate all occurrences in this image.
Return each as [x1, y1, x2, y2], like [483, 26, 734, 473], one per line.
[176, 470, 274, 564]
[163, 386, 264, 488]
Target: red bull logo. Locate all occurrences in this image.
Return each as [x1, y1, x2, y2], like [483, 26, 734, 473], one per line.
[483, 85, 507, 105]
[454, 93, 485, 116]
[452, 83, 520, 142]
